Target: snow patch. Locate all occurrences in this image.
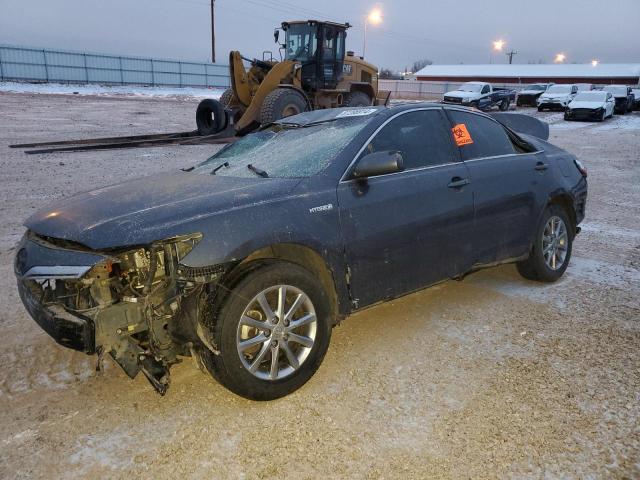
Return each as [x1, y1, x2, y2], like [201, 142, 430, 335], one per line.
[579, 221, 640, 240]
[0, 81, 224, 99]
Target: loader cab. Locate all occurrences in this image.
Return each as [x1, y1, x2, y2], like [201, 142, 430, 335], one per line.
[281, 20, 348, 91]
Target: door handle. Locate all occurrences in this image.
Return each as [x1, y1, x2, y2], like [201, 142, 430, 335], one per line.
[535, 162, 548, 171]
[448, 177, 470, 189]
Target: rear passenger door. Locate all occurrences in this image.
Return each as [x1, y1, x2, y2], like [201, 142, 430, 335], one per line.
[337, 109, 475, 307]
[444, 109, 545, 264]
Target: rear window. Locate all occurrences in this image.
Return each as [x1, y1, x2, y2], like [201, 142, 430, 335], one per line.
[603, 86, 628, 96]
[446, 110, 515, 160]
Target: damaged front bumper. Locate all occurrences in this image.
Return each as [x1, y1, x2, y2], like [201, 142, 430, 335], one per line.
[14, 231, 226, 395]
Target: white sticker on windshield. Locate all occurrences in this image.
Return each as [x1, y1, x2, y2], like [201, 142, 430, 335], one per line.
[336, 108, 378, 118]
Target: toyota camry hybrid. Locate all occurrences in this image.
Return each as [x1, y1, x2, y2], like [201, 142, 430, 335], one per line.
[14, 104, 588, 400]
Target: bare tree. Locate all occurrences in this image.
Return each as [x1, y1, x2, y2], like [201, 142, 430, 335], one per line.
[411, 59, 433, 73]
[379, 68, 401, 80]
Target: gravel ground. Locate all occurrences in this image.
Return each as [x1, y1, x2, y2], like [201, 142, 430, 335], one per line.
[0, 92, 638, 479]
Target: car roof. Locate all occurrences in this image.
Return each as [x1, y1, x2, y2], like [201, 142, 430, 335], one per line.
[274, 102, 446, 127]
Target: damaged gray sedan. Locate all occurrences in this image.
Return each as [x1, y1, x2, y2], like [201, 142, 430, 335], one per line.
[14, 104, 587, 399]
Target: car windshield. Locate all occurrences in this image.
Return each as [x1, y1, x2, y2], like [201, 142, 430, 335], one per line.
[458, 83, 483, 92]
[547, 85, 571, 94]
[574, 92, 606, 101]
[603, 86, 627, 96]
[527, 84, 546, 91]
[195, 118, 368, 178]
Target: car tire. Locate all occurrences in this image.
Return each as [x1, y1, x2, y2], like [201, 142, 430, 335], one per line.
[199, 261, 332, 400]
[564, 112, 570, 121]
[517, 205, 574, 283]
[598, 110, 606, 122]
[260, 88, 308, 125]
[196, 98, 227, 135]
[343, 91, 373, 107]
[537, 106, 543, 112]
[499, 99, 510, 111]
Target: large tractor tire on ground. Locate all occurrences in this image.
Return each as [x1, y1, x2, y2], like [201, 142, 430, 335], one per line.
[343, 91, 372, 107]
[259, 88, 308, 125]
[196, 98, 227, 135]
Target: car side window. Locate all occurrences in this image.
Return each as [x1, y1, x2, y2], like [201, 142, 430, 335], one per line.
[358, 110, 457, 170]
[481, 85, 490, 94]
[447, 110, 516, 161]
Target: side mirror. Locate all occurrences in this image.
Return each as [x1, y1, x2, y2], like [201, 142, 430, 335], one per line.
[274, 29, 280, 43]
[352, 151, 404, 179]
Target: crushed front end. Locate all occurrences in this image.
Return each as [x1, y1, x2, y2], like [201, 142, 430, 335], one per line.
[14, 231, 224, 395]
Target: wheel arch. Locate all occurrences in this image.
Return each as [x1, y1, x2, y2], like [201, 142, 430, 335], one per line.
[222, 242, 344, 323]
[349, 82, 375, 102]
[547, 193, 577, 235]
[274, 84, 313, 111]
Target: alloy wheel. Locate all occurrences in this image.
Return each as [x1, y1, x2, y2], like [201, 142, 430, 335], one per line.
[236, 285, 317, 381]
[542, 216, 569, 270]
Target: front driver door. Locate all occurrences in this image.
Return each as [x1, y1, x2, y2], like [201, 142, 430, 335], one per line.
[337, 108, 475, 308]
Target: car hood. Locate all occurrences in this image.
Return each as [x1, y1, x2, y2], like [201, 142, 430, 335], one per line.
[568, 100, 605, 109]
[540, 93, 571, 101]
[25, 170, 301, 250]
[444, 90, 478, 99]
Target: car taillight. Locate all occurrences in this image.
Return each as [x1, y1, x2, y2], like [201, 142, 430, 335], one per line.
[574, 158, 587, 177]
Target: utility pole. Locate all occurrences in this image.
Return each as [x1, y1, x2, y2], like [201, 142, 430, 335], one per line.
[210, 0, 216, 63]
[506, 50, 518, 64]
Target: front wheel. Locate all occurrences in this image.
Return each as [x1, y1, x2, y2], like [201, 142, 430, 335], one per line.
[259, 88, 308, 125]
[343, 91, 372, 107]
[517, 205, 573, 282]
[199, 261, 332, 400]
[499, 99, 510, 111]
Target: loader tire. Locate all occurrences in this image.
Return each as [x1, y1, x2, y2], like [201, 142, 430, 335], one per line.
[196, 98, 226, 135]
[219, 88, 236, 108]
[260, 88, 308, 125]
[343, 91, 372, 107]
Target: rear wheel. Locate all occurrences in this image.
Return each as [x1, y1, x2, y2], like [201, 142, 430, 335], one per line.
[517, 205, 573, 282]
[343, 91, 372, 107]
[199, 261, 332, 400]
[260, 88, 308, 125]
[499, 99, 510, 111]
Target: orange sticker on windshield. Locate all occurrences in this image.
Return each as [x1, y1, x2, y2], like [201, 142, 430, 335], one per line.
[452, 123, 474, 146]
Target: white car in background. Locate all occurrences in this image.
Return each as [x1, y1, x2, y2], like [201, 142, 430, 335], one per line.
[537, 84, 579, 111]
[564, 90, 615, 121]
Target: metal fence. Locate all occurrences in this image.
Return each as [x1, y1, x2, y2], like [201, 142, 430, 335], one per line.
[380, 79, 536, 100]
[0, 44, 230, 88]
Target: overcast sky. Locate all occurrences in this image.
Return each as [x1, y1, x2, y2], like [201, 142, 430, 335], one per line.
[1, 0, 639, 70]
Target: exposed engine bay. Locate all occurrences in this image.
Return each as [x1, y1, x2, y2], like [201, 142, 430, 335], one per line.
[16, 231, 226, 395]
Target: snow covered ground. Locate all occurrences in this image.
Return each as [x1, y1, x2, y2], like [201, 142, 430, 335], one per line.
[0, 81, 224, 99]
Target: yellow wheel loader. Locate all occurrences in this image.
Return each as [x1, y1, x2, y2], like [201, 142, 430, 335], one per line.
[196, 20, 391, 136]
